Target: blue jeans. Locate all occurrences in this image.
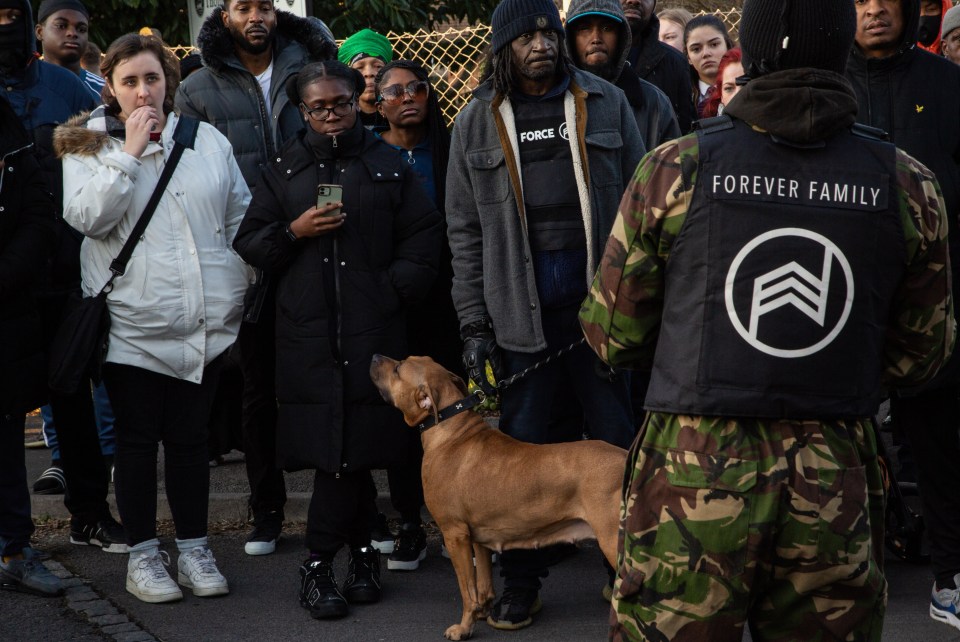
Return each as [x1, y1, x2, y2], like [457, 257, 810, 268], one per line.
[497, 303, 633, 589]
[41, 382, 116, 460]
[0, 413, 33, 556]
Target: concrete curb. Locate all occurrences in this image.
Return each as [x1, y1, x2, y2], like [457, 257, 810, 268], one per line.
[32, 492, 401, 524]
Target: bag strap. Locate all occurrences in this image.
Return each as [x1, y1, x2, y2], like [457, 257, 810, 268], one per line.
[102, 116, 201, 291]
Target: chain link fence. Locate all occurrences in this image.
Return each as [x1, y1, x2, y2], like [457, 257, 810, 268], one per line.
[170, 9, 743, 127]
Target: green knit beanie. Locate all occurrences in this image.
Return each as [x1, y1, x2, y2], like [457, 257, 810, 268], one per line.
[337, 29, 393, 66]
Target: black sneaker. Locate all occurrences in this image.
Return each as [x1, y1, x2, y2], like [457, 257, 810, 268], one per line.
[387, 523, 427, 571]
[487, 586, 542, 630]
[370, 513, 394, 554]
[343, 547, 381, 604]
[69, 516, 129, 554]
[299, 558, 348, 619]
[245, 511, 282, 556]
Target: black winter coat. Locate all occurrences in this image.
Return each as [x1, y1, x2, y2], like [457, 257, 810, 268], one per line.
[0, 98, 56, 414]
[845, 0, 960, 387]
[234, 119, 442, 473]
[626, 15, 697, 134]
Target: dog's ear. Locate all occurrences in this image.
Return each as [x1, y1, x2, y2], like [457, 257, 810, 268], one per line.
[449, 372, 468, 396]
[417, 384, 440, 425]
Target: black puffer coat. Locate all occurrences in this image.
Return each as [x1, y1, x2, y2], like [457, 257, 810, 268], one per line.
[234, 118, 442, 473]
[175, 10, 337, 190]
[0, 98, 56, 414]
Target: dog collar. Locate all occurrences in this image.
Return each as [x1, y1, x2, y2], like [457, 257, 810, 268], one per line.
[418, 391, 484, 434]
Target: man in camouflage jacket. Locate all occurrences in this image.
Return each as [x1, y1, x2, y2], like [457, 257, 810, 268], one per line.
[580, 1, 956, 640]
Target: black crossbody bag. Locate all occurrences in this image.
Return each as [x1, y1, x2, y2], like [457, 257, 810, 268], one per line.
[48, 116, 200, 395]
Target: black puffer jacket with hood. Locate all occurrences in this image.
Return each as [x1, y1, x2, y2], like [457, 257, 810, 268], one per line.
[564, 0, 680, 149]
[625, 12, 696, 133]
[846, 0, 960, 386]
[175, 10, 337, 190]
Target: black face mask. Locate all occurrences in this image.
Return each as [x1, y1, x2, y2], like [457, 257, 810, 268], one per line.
[918, 14, 943, 47]
[0, 20, 29, 77]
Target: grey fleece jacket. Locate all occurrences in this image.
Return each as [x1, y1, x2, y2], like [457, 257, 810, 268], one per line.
[446, 68, 645, 353]
[564, 0, 680, 148]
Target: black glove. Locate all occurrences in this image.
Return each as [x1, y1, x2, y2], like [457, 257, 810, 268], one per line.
[462, 322, 504, 397]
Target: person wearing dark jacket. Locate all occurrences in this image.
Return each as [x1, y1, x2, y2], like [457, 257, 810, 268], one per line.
[565, 0, 680, 149]
[0, 0, 125, 554]
[175, 0, 337, 557]
[846, 0, 960, 633]
[621, 0, 695, 132]
[0, 94, 62, 597]
[233, 61, 442, 620]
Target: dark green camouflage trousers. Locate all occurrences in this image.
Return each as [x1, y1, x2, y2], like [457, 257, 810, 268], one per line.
[610, 414, 886, 641]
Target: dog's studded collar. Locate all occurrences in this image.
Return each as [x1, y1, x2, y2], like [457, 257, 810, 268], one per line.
[418, 391, 485, 434]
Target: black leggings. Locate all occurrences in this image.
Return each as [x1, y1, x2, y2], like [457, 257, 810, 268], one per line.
[103, 359, 222, 546]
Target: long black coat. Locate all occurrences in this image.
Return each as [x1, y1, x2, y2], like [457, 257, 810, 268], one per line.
[234, 120, 442, 473]
[0, 97, 56, 414]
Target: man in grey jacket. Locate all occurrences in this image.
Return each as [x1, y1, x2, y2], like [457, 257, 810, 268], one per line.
[174, 0, 336, 558]
[445, 0, 645, 630]
[565, 0, 680, 149]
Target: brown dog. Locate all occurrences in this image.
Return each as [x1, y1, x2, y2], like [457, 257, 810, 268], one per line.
[370, 354, 627, 640]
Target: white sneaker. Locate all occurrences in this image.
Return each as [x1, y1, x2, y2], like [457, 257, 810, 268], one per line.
[178, 546, 229, 597]
[126, 549, 183, 603]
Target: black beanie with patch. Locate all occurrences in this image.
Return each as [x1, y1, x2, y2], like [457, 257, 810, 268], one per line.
[490, 0, 564, 54]
[739, 0, 856, 77]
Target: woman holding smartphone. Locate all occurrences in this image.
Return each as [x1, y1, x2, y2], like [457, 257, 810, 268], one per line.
[233, 60, 442, 621]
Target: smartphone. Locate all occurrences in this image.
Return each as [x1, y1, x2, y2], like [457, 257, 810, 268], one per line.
[317, 184, 343, 216]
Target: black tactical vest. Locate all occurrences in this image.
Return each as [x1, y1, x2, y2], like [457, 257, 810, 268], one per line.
[643, 117, 906, 419]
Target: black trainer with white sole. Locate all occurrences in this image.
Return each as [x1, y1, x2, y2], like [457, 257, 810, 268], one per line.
[387, 523, 427, 571]
[70, 516, 129, 553]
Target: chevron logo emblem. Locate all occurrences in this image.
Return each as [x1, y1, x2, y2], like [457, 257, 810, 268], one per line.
[724, 228, 854, 358]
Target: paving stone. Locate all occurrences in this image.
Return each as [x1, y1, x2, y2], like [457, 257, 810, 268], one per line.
[79, 600, 118, 617]
[65, 587, 98, 601]
[60, 577, 84, 588]
[90, 614, 129, 626]
[112, 632, 156, 642]
[101, 623, 140, 635]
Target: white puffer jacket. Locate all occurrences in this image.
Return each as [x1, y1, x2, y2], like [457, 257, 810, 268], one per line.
[56, 107, 253, 383]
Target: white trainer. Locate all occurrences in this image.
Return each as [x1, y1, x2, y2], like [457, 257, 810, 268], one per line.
[126, 549, 183, 603]
[178, 547, 229, 597]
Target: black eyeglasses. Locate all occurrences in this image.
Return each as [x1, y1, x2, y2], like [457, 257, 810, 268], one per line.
[378, 80, 430, 105]
[301, 100, 355, 121]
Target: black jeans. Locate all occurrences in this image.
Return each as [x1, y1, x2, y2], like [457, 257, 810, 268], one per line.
[50, 384, 111, 523]
[891, 386, 960, 585]
[237, 314, 286, 519]
[103, 360, 222, 546]
[0, 413, 33, 556]
[306, 469, 377, 555]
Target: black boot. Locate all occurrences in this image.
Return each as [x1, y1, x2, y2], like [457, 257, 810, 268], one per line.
[342, 546, 381, 604]
[299, 558, 348, 619]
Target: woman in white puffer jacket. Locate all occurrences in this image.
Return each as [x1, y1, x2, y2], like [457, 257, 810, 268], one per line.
[55, 33, 252, 605]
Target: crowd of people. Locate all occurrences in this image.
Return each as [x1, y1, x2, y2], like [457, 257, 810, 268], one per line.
[1, 0, 960, 639]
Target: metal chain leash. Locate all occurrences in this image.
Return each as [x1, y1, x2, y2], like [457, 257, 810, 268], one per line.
[495, 337, 587, 391]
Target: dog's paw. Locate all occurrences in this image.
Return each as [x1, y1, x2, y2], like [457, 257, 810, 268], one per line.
[444, 624, 472, 640]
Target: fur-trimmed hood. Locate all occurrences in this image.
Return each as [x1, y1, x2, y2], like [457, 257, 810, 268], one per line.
[53, 106, 126, 158]
[196, 8, 337, 73]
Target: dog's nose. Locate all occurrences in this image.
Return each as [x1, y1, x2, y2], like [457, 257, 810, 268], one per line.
[371, 354, 384, 367]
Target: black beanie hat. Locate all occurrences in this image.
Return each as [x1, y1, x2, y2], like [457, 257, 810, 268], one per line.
[38, 0, 89, 23]
[490, 0, 564, 54]
[739, 0, 856, 77]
